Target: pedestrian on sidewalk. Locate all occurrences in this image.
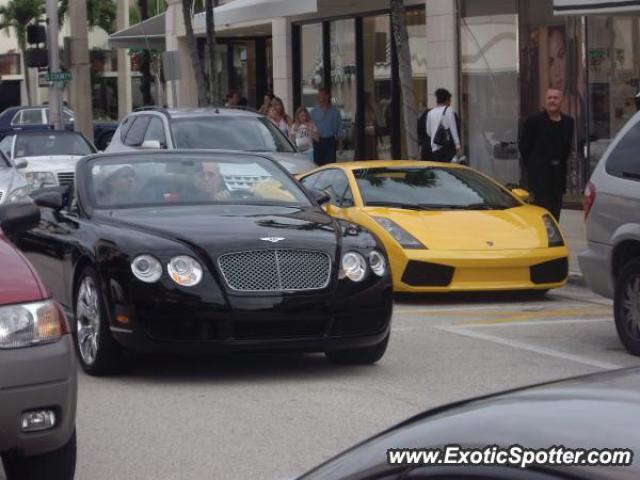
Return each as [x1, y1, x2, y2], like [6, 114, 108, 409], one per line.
[519, 88, 574, 221]
[290, 106, 320, 163]
[225, 90, 241, 108]
[267, 97, 292, 137]
[310, 88, 343, 165]
[425, 88, 462, 163]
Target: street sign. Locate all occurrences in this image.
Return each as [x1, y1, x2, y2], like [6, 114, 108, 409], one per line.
[46, 71, 72, 82]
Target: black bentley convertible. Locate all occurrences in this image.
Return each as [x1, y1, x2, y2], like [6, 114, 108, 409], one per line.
[13, 151, 392, 375]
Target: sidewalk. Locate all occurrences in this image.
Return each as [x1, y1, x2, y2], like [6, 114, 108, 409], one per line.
[559, 208, 586, 285]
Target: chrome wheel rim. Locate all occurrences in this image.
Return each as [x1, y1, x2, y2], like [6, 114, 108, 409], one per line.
[76, 276, 100, 365]
[622, 275, 640, 341]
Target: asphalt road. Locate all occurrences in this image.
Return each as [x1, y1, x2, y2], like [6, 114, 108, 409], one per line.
[3, 284, 639, 480]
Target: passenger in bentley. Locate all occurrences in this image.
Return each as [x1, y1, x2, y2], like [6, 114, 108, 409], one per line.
[101, 165, 139, 205]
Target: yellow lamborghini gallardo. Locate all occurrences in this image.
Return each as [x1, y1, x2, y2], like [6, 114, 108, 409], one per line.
[299, 161, 569, 293]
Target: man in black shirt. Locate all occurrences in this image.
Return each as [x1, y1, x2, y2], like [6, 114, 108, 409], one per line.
[519, 88, 574, 220]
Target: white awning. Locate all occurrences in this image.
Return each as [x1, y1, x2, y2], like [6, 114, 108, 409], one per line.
[109, 13, 166, 50]
[554, 0, 640, 15]
[212, 0, 318, 25]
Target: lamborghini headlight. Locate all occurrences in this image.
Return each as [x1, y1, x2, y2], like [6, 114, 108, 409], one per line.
[543, 215, 564, 247]
[168, 255, 203, 287]
[24, 172, 57, 187]
[373, 217, 426, 249]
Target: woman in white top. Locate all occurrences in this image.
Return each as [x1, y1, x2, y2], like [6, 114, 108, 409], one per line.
[290, 106, 320, 162]
[425, 88, 463, 162]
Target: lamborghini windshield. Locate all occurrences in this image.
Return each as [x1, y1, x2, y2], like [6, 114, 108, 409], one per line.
[354, 167, 519, 210]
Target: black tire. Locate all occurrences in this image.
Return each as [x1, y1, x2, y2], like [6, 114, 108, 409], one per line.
[3, 429, 76, 480]
[325, 333, 389, 365]
[614, 258, 640, 356]
[73, 266, 125, 375]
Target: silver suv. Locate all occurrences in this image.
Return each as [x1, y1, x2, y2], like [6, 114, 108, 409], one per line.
[579, 111, 640, 355]
[106, 107, 315, 175]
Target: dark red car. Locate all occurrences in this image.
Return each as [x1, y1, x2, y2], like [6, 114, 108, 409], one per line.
[0, 203, 77, 480]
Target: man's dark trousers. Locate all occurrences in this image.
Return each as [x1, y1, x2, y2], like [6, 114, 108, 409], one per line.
[314, 137, 337, 165]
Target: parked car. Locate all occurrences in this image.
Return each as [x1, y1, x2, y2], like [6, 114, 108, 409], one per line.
[105, 107, 316, 174]
[0, 151, 31, 205]
[297, 367, 640, 480]
[0, 105, 117, 151]
[579, 111, 640, 355]
[17, 151, 392, 376]
[0, 202, 77, 480]
[0, 130, 96, 189]
[300, 161, 569, 293]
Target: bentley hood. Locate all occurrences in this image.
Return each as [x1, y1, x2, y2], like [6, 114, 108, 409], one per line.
[98, 204, 341, 256]
[364, 206, 553, 251]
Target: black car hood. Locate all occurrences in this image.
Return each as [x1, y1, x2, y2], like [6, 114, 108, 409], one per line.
[95, 204, 340, 256]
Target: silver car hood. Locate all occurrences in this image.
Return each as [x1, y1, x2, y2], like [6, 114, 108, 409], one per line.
[18, 155, 83, 174]
[0, 167, 28, 204]
[263, 152, 316, 175]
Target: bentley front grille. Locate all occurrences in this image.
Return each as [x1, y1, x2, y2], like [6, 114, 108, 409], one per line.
[57, 172, 75, 186]
[218, 249, 331, 292]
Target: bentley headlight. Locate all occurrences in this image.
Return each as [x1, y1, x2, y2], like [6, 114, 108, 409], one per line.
[168, 256, 203, 287]
[6, 184, 36, 204]
[543, 215, 564, 247]
[340, 252, 367, 282]
[131, 255, 162, 283]
[372, 217, 426, 249]
[369, 250, 386, 277]
[24, 172, 57, 187]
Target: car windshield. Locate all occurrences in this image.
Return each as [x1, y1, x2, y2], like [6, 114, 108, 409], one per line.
[14, 132, 94, 158]
[171, 116, 296, 153]
[88, 154, 311, 209]
[354, 167, 520, 210]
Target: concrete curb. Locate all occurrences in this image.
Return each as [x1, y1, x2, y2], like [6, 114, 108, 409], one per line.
[567, 271, 587, 287]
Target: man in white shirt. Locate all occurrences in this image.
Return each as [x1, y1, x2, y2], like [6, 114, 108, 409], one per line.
[426, 88, 463, 162]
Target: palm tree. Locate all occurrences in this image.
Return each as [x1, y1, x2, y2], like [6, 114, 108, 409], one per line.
[58, 0, 117, 33]
[0, 0, 45, 106]
[390, 0, 419, 159]
[182, 0, 208, 106]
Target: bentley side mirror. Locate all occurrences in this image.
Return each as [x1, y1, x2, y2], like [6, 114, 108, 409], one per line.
[0, 202, 41, 237]
[309, 188, 331, 205]
[14, 159, 28, 169]
[141, 140, 162, 150]
[511, 188, 530, 203]
[33, 191, 65, 210]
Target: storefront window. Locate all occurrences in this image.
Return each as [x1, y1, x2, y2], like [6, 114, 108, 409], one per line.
[587, 16, 640, 174]
[461, 0, 519, 186]
[300, 23, 324, 108]
[519, 0, 587, 198]
[331, 19, 357, 161]
[360, 15, 392, 160]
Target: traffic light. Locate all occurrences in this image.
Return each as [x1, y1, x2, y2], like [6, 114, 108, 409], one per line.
[27, 25, 47, 44]
[25, 23, 48, 68]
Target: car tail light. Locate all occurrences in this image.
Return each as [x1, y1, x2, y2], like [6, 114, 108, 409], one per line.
[584, 182, 596, 220]
[0, 300, 67, 349]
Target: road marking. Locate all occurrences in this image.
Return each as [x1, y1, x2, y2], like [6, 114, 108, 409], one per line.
[457, 317, 610, 328]
[435, 325, 624, 370]
[452, 307, 611, 326]
[395, 305, 609, 319]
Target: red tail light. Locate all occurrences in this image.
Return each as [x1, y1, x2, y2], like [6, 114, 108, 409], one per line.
[584, 182, 596, 220]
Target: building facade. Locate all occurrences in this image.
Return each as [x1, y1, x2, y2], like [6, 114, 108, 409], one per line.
[112, 0, 640, 200]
